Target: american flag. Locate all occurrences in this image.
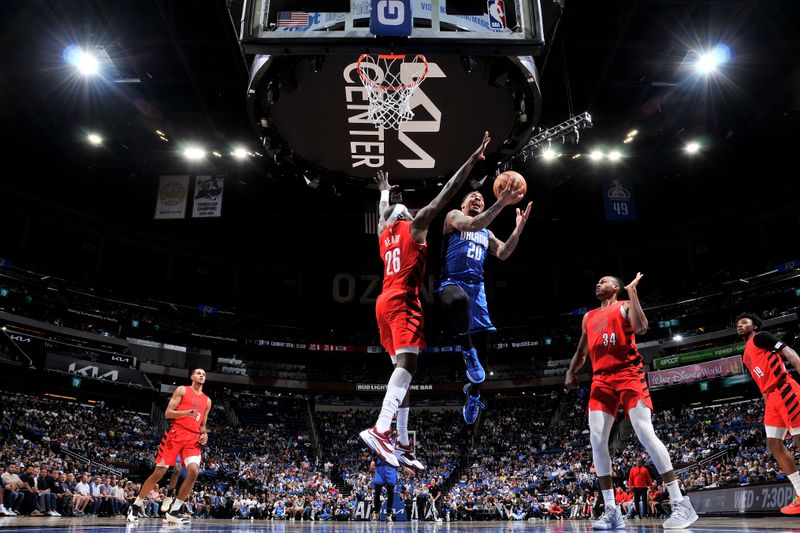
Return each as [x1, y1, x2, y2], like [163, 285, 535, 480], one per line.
[277, 11, 309, 27]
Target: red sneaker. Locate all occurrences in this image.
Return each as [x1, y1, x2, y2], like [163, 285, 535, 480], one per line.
[782, 495, 800, 515]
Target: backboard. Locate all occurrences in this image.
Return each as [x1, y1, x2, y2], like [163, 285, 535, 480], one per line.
[240, 0, 547, 183]
[240, 0, 545, 55]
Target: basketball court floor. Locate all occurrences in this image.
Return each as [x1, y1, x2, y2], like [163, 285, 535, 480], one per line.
[3, 517, 800, 532]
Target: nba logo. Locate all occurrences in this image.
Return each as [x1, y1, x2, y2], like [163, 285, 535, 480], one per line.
[487, 0, 505, 30]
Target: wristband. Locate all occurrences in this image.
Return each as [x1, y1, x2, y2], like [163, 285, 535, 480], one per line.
[380, 190, 389, 202]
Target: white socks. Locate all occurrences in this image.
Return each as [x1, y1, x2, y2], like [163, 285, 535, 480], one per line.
[665, 480, 684, 503]
[397, 407, 410, 446]
[601, 489, 615, 509]
[134, 497, 144, 507]
[170, 499, 184, 513]
[789, 471, 800, 496]
[376, 367, 412, 433]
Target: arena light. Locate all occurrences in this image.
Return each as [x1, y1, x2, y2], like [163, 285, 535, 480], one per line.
[673, 334, 683, 341]
[607, 150, 622, 162]
[541, 147, 558, 161]
[212, 151, 223, 158]
[87, 133, 103, 146]
[589, 150, 604, 161]
[685, 141, 701, 155]
[231, 147, 249, 160]
[183, 146, 205, 160]
[64, 46, 100, 76]
[694, 45, 730, 75]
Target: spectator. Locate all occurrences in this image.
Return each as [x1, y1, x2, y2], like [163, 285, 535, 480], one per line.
[628, 458, 653, 518]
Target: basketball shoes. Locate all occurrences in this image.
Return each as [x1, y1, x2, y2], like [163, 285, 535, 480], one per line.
[592, 505, 625, 530]
[463, 347, 485, 383]
[782, 495, 800, 515]
[463, 384, 485, 425]
[663, 497, 698, 529]
[165, 510, 190, 525]
[126, 503, 143, 523]
[395, 436, 425, 471]
[359, 426, 400, 467]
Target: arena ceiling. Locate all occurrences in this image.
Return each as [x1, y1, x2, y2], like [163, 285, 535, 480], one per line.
[0, 0, 798, 314]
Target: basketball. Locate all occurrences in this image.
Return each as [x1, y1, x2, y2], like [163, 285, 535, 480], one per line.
[493, 170, 527, 204]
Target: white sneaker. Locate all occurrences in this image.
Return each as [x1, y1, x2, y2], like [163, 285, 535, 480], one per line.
[663, 498, 698, 529]
[394, 441, 425, 471]
[161, 497, 173, 515]
[165, 512, 190, 524]
[359, 426, 399, 467]
[592, 505, 625, 530]
[0, 505, 9, 516]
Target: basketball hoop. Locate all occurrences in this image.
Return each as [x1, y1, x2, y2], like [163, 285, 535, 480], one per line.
[357, 53, 429, 130]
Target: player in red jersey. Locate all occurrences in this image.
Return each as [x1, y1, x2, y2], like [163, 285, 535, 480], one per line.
[736, 312, 800, 514]
[127, 368, 211, 524]
[565, 274, 697, 530]
[360, 131, 491, 470]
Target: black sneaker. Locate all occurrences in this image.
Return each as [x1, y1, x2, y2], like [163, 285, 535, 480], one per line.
[127, 504, 143, 523]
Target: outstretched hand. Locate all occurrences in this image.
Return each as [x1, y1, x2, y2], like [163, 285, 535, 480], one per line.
[374, 170, 398, 192]
[472, 131, 491, 161]
[625, 272, 644, 291]
[515, 202, 533, 228]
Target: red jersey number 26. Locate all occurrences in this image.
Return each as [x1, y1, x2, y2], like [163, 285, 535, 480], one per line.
[385, 248, 401, 276]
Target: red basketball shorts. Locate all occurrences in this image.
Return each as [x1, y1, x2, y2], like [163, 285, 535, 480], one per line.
[375, 289, 425, 358]
[155, 427, 201, 467]
[589, 365, 653, 416]
[764, 378, 800, 433]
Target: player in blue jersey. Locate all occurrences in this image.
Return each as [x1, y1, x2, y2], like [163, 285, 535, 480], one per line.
[438, 184, 532, 423]
[370, 458, 400, 522]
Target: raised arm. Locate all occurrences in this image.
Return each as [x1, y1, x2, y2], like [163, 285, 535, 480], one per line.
[374, 170, 396, 237]
[410, 131, 490, 239]
[623, 272, 648, 335]
[565, 314, 590, 388]
[486, 202, 533, 260]
[445, 179, 525, 233]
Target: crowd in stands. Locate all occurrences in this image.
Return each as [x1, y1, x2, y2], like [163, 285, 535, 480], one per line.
[2, 383, 794, 521]
[2, 259, 798, 383]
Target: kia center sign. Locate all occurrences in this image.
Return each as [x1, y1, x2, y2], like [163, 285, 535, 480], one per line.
[248, 54, 540, 181]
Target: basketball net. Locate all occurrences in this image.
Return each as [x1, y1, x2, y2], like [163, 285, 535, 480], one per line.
[357, 54, 428, 130]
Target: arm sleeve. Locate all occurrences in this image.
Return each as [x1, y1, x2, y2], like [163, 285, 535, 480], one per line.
[753, 331, 786, 352]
